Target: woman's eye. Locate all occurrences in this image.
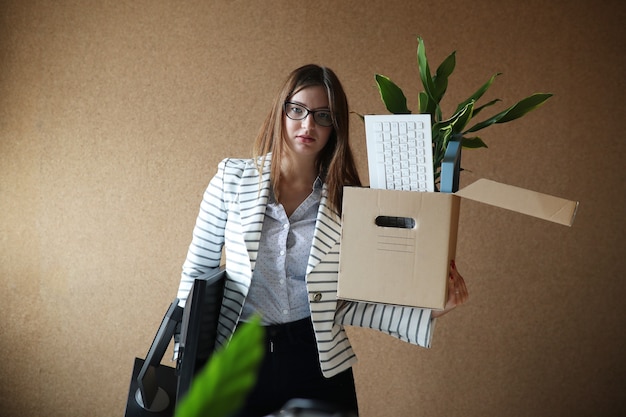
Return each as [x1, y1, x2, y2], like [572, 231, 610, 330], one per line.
[318, 112, 331, 121]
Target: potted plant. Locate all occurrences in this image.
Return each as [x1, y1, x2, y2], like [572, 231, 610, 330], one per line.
[372, 37, 552, 189]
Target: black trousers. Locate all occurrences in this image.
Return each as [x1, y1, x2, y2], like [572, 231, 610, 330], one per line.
[231, 317, 359, 417]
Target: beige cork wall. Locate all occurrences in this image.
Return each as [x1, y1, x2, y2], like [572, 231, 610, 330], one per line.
[1, 1, 624, 416]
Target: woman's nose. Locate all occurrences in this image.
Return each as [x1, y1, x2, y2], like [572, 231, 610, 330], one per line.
[301, 113, 316, 128]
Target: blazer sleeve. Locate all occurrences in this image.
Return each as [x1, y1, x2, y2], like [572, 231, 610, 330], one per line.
[176, 159, 229, 307]
[336, 301, 436, 348]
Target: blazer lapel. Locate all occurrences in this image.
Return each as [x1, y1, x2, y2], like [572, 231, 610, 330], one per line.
[307, 185, 342, 275]
[238, 158, 271, 269]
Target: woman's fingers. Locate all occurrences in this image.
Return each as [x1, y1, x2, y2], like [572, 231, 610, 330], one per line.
[450, 260, 469, 305]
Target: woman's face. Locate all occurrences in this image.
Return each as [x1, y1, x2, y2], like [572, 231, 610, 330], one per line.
[283, 85, 333, 161]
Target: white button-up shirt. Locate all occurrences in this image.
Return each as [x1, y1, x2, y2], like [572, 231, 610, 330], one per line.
[241, 178, 322, 325]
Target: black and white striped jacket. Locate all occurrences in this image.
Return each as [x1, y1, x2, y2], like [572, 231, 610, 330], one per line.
[177, 156, 435, 378]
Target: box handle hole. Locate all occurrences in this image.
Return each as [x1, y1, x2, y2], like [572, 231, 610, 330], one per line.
[375, 216, 416, 229]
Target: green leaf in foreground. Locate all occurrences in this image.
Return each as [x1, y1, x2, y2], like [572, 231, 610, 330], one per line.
[175, 316, 265, 417]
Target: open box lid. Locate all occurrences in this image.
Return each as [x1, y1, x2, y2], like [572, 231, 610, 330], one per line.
[441, 138, 579, 227]
[456, 179, 579, 226]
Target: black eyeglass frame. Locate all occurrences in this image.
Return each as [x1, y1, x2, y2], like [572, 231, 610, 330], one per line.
[283, 102, 334, 127]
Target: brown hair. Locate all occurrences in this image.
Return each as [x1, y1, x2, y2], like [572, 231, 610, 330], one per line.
[252, 64, 362, 215]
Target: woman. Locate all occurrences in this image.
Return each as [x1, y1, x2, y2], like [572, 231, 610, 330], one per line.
[176, 64, 469, 416]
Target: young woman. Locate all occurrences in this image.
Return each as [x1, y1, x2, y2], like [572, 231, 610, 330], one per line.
[176, 64, 469, 416]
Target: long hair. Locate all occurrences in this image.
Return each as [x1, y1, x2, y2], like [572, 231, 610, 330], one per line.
[252, 64, 362, 215]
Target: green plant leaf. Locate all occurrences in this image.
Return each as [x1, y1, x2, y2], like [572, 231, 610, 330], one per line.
[472, 98, 501, 118]
[433, 101, 474, 140]
[450, 100, 475, 134]
[465, 93, 552, 133]
[175, 316, 265, 417]
[432, 101, 473, 175]
[375, 74, 410, 114]
[418, 91, 435, 117]
[417, 37, 436, 104]
[455, 73, 501, 114]
[432, 122, 453, 170]
[461, 136, 489, 148]
[433, 51, 456, 103]
[494, 93, 553, 123]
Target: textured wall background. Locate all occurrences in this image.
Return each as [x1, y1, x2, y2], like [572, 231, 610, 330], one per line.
[1, 1, 624, 416]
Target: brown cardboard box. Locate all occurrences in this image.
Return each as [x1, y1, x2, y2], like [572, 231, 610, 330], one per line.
[337, 180, 578, 310]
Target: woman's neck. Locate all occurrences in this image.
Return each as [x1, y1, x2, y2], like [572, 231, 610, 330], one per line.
[280, 154, 318, 185]
[277, 155, 319, 217]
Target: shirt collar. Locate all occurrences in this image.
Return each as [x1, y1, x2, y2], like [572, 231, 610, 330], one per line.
[313, 176, 323, 190]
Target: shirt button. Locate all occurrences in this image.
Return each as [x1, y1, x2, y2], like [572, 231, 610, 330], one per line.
[279, 279, 285, 285]
[279, 250, 285, 256]
[313, 293, 322, 302]
[282, 309, 289, 315]
[283, 223, 289, 229]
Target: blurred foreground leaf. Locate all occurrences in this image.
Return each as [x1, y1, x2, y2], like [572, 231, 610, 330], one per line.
[175, 316, 265, 417]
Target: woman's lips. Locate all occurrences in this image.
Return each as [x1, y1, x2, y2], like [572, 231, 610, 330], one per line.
[297, 135, 315, 143]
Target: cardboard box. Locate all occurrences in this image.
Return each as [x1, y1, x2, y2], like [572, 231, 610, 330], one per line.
[337, 180, 579, 310]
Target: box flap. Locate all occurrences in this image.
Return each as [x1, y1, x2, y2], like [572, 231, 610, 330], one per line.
[456, 179, 579, 226]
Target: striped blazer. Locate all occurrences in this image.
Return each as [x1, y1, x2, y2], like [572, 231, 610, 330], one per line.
[177, 156, 435, 378]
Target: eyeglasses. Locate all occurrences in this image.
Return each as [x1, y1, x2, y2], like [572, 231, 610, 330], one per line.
[284, 102, 334, 127]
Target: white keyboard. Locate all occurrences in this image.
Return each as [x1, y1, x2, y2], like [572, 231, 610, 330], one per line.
[365, 114, 435, 192]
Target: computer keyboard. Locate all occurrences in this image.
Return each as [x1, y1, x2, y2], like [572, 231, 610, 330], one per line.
[365, 114, 434, 192]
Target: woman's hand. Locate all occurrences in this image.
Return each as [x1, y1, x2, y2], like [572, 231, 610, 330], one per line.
[431, 260, 469, 318]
